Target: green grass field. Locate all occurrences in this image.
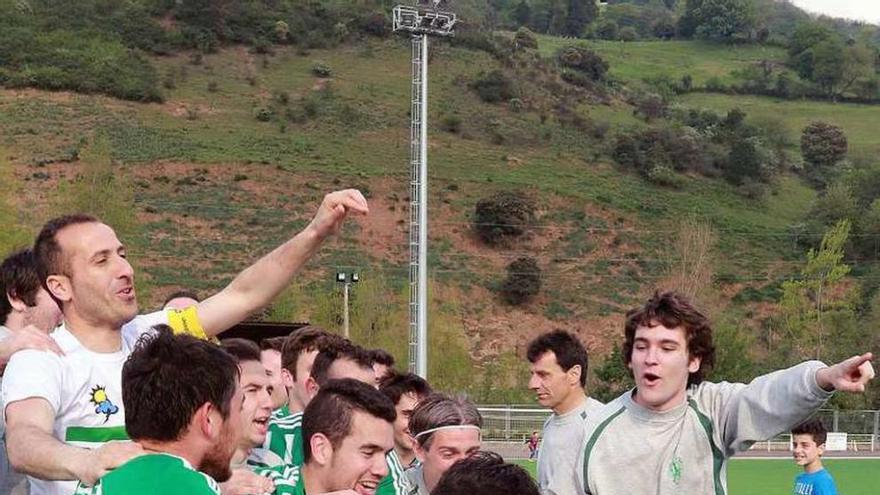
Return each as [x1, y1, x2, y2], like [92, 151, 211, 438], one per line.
[514, 458, 880, 494]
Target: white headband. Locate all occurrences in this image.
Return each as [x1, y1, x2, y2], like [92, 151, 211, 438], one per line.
[413, 424, 482, 440]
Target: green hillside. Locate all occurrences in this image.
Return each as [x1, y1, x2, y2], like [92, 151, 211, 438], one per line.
[1, 4, 879, 403]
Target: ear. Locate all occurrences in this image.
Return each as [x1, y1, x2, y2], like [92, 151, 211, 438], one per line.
[817, 443, 826, 457]
[281, 368, 294, 389]
[305, 376, 320, 399]
[7, 292, 27, 312]
[45, 274, 72, 304]
[194, 402, 220, 442]
[687, 355, 702, 374]
[413, 441, 427, 464]
[309, 432, 333, 466]
[568, 365, 583, 386]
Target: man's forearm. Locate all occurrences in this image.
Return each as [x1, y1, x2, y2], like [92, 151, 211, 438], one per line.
[7, 424, 91, 481]
[199, 227, 323, 336]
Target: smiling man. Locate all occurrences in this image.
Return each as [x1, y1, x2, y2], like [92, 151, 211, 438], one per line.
[376, 372, 433, 495]
[526, 330, 602, 495]
[578, 291, 876, 495]
[254, 378, 396, 495]
[1, 189, 368, 495]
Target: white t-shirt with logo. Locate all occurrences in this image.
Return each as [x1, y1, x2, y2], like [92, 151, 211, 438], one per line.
[1, 309, 204, 495]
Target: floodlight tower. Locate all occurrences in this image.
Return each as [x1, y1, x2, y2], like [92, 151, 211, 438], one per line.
[393, 2, 456, 379]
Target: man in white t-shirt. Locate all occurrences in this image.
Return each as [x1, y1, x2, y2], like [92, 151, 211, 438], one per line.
[1, 248, 64, 495]
[1, 189, 368, 495]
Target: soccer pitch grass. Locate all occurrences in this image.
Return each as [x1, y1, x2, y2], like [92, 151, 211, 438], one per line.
[513, 458, 880, 494]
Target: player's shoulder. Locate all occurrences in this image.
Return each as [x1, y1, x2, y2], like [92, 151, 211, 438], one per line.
[113, 454, 221, 494]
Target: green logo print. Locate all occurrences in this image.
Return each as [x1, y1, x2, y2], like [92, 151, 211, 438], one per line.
[669, 456, 683, 484]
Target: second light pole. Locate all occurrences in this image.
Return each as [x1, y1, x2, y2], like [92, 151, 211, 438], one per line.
[336, 271, 359, 339]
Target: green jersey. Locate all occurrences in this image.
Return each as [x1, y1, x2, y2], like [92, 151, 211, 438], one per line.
[376, 450, 419, 495]
[253, 464, 305, 495]
[74, 453, 220, 495]
[264, 405, 304, 467]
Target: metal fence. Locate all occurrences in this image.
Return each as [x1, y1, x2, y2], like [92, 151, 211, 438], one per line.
[478, 406, 880, 458]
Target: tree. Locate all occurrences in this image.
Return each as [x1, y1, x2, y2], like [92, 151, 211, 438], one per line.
[513, 0, 532, 27]
[664, 217, 717, 302]
[564, 0, 598, 38]
[800, 121, 847, 185]
[473, 191, 535, 245]
[680, 0, 756, 42]
[780, 220, 853, 360]
[595, 19, 619, 40]
[500, 257, 542, 305]
[514, 27, 539, 50]
[557, 45, 609, 81]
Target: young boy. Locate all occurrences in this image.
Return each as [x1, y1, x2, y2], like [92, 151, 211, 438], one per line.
[792, 420, 839, 495]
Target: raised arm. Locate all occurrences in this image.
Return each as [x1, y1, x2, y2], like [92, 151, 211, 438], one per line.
[5, 398, 143, 485]
[195, 189, 368, 337]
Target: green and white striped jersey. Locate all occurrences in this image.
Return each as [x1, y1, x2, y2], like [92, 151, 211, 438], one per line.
[375, 450, 419, 495]
[253, 464, 305, 495]
[263, 405, 304, 467]
[74, 453, 221, 495]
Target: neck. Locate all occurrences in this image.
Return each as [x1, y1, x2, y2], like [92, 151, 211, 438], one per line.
[395, 446, 416, 467]
[302, 463, 328, 494]
[3, 313, 26, 332]
[804, 459, 824, 474]
[287, 396, 305, 414]
[230, 446, 250, 467]
[633, 387, 688, 412]
[64, 309, 123, 353]
[140, 439, 202, 470]
[553, 388, 587, 415]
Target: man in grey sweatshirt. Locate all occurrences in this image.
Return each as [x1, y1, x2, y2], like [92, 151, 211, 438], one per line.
[577, 291, 875, 495]
[527, 330, 603, 495]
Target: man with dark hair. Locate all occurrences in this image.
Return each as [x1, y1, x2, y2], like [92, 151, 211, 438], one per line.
[264, 328, 342, 468]
[578, 291, 875, 495]
[76, 326, 242, 494]
[1, 248, 63, 495]
[252, 379, 396, 494]
[162, 290, 200, 311]
[526, 329, 602, 495]
[376, 372, 432, 495]
[406, 394, 482, 495]
[2, 190, 368, 495]
[370, 349, 396, 384]
[431, 451, 540, 495]
[307, 340, 376, 392]
[260, 336, 289, 410]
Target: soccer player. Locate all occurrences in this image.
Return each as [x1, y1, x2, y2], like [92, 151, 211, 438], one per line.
[162, 290, 200, 310]
[526, 330, 603, 495]
[76, 327, 242, 494]
[2, 189, 368, 495]
[1, 248, 63, 495]
[431, 451, 540, 495]
[405, 394, 482, 495]
[578, 291, 875, 495]
[792, 419, 839, 495]
[260, 336, 290, 410]
[370, 349, 396, 384]
[253, 379, 396, 494]
[265, 337, 373, 467]
[376, 372, 433, 495]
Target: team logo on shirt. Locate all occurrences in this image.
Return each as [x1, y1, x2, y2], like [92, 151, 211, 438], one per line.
[89, 385, 120, 423]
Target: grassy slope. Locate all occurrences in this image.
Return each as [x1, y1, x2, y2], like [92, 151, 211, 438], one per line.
[4, 36, 878, 396]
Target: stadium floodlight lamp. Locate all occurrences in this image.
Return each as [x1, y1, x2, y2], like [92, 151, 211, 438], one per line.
[351, 272, 360, 283]
[393, 4, 456, 37]
[336, 272, 347, 283]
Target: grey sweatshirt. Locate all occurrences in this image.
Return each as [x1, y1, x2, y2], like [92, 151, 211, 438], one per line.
[538, 396, 605, 495]
[578, 361, 833, 495]
[403, 464, 429, 495]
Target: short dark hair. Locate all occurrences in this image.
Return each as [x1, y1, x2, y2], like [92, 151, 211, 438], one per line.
[301, 378, 396, 463]
[163, 290, 200, 307]
[123, 325, 239, 442]
[33, 214, 99, 294]
[526, 330, 589, 387]
[280, 326, 338, 380]
[379, 372, 432, 406]
[431, 451, 539, 495]
[1, 249, 43, 325]
[311, 340, 373, 387]
[369, 348, 395, 367]
[260, 336, 286, 352]
[221, 338, 262, 363]
[792, 419, 828, 446]
[624, 291, 715, 387]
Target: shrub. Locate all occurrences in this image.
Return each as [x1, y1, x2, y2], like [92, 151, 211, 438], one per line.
[441, 115, 462, 134]
[470, 70, 516, 103]
[619, 26, 638, 42]
[473, 191, 535, 245]
[312, 62, 332, 78]
[557, 46, 609, 81]
[514, 27, 538, 50]
[500, 257, 541, 305]
[595, 19, 619, 40]
[255, 107, 274, 122]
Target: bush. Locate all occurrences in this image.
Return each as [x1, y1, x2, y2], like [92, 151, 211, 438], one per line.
[473, 191, 535, 245]
[254, 107, 274, 122]
[514, 27, 538, 50]
[557, 46, 609, 81]
[705, 77, 728, 92]
[441, 115, 463, 134]
[312, 62, 332, 78]
[801, 121, 847, 170]
[633, 93, 666, 121]
[470, 70, 516, 103]
[500, 257, 541, 305]
[619, 26, 638, 42]
[595, 19, 619, 40]
[612, 126, 705, 181]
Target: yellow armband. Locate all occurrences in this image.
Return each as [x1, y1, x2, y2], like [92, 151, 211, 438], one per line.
[167, 306, 212, 341]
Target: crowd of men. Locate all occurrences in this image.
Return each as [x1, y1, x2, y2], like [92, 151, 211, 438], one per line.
[0, 188, 875, 495]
